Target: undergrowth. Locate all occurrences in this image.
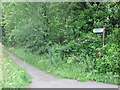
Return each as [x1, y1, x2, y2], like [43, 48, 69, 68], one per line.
[1, 48, 31, 88]
[7, 47, 119, 85]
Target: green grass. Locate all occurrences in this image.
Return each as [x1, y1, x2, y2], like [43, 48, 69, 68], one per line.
[1, 48, 31, 88]
[7, 47, 119, 85]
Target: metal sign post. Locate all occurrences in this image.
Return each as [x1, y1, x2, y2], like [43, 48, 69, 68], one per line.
[93, 27, 105, 47]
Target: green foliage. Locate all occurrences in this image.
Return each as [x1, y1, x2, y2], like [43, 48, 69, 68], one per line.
[1, 50, 31, 88]
[95, 28, 119, 74]
[9, 47, 119, 85]
[2, 2, 119, 84]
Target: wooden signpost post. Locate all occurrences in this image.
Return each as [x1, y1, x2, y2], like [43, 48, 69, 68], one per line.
[93, 27, 105, 47]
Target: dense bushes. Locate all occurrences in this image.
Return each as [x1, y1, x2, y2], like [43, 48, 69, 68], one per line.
[2, 2, 119, 76]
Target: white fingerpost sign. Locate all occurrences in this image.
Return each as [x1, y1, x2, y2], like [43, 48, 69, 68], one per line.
[93, 28, 104, 33]
[93, 27, 105, 47]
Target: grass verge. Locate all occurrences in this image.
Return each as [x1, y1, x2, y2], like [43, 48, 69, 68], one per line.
[7, 47, 119, 85]
[0, 47, 31, 88]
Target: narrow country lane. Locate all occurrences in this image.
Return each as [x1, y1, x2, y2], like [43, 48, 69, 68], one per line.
[6, 51, 118, 88]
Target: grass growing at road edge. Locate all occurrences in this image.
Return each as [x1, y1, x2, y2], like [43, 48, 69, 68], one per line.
[1, 48, 31, 88]
[7, 47, 119, 85]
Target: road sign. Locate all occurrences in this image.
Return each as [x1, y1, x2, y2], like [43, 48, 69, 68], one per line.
[93, 27, 105, 47]
[93, 28, 105, 33]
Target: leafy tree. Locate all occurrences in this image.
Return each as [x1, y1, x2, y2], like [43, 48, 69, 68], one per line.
[2, 2, 119, 75]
